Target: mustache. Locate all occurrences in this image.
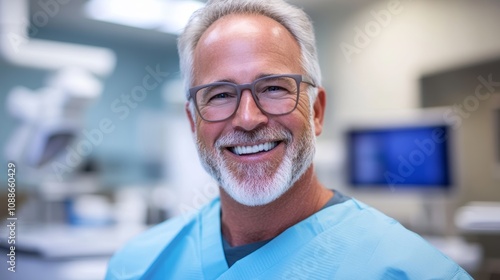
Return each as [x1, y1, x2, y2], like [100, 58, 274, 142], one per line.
[215, 126, 292, 148]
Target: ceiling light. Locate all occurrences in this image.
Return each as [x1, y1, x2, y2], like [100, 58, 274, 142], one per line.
[85, 0, 204, 34]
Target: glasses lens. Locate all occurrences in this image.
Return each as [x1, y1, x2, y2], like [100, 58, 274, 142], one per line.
[195, 83, 238, 121]
[254, 76, 298, 115]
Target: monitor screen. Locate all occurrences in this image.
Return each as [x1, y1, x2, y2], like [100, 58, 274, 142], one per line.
[346, 124, 452, 190]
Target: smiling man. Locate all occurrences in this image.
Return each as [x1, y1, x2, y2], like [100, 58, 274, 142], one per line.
[106, 0, 472, 279]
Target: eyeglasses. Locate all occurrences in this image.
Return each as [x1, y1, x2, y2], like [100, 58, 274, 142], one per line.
[188, 74, 316, 122]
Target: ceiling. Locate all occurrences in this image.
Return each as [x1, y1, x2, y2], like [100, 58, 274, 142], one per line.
[28, 0, 371, 46]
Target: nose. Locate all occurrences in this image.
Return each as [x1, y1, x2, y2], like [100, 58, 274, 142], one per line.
[231, 89, 268, 131]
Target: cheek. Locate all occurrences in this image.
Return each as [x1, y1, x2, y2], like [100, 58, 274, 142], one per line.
[294, 95, 313, 121]
[278, 110, 312, 138]
[196, 120, 226, 147]
[284, 98, 314, 138]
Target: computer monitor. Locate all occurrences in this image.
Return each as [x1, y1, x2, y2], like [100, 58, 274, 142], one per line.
[345, 112, 455, 193]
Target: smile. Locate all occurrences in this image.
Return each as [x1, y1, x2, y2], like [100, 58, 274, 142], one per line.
[229, 141, 279, 156]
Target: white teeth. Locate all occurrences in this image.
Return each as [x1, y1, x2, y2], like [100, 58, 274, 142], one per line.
[232, 142, 278, 155]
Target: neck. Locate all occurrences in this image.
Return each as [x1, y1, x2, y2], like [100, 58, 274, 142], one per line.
[220, 165, 332, 247]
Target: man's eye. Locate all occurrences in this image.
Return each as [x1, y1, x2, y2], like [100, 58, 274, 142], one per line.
[206, 92, 237, 104]
[262, 86, 290, 96]
[266, 86, 285, 92]
[210, 92, 230, 100]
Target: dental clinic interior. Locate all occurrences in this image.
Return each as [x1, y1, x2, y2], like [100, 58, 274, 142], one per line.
[0, 0, 500, 279]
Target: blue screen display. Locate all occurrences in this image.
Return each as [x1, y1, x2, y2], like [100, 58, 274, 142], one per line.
[347, 125, 451, 188]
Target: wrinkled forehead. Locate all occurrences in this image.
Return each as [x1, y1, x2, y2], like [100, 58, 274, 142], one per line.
[199, 13, 294, 46]
[192, 14, 302, 84]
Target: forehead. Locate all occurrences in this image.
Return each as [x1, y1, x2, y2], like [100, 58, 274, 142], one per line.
[193, 13, 302, 84]
[200, 13, 294, 45]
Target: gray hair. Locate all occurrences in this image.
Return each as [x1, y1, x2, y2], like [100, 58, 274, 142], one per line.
[178, 0, 322, 105]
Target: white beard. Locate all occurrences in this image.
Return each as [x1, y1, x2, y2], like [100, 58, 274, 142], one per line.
[195, 118, 316, 207]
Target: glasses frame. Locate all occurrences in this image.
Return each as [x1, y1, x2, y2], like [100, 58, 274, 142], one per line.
[188, 74, 316, 122]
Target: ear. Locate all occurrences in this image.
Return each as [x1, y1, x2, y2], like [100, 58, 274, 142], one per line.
[312, 87, 326, 136]
[185, 101, 196, 133]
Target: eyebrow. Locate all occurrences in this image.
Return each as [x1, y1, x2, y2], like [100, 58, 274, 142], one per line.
[212, 73, 278, 84]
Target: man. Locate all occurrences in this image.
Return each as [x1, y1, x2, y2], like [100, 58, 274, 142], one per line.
[106, 0, 471, 279]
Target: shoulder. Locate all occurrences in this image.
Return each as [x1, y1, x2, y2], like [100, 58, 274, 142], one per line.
[319, 199, 471, 279]
[105, 198, 219, 280]
[105, 214, 193, 280]
[324, 198, 440, 255]
[317, 198, 400, 230]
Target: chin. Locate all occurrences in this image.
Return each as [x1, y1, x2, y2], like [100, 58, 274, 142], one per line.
[226, 186, 290, 207]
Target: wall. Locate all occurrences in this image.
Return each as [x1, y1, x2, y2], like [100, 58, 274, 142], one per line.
[421, 59, 500, 204]
[313, 0, 500, 226]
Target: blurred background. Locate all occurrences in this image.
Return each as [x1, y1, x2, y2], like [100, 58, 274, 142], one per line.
[0, 0, 499, 279]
